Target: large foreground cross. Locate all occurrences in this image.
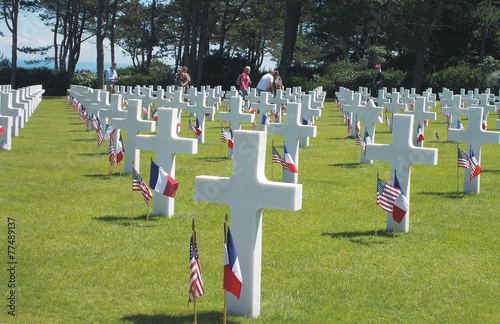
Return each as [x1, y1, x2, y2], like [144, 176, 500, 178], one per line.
[194, 130, 302, 318]
[365, 114, 438, 232]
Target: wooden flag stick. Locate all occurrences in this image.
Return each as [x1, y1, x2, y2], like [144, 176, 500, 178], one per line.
[220, 123, 223, 160]
[223, 213, 229, 324]
[192, 219, 198, 324]
[393, 218, 396, 238]
[456, 143, 459, 194]
[271, 140, 274, 180]
[375, 171, 379, 237]
[146, 202, 150, 221]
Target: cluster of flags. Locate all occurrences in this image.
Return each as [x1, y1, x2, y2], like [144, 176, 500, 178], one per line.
[271, 144, 298, 173]
[130, 160, 179, 205]
[376, 173, 409, 224]
[188, 218, 243, 306]
[355, 129, 372, 151]
[220, 126, 234, 149]
[188, 118, 202, 136]
[457, 147, 482, 180]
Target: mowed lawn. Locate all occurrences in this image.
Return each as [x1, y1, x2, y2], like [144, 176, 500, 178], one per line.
[1, 95, 499, 323]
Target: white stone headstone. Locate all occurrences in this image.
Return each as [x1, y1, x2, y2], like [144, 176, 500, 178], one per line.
[448, 106, 500, 193]
[268, 102, 317, 183]
[365, 114, 438, 232]
[194, 130, 302, 318]
[136, 108, 198, 216]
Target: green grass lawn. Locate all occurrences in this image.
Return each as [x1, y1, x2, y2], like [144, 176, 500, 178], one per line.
[1, 95, 499, 323]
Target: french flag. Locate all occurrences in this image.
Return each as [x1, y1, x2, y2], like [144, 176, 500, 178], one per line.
[116, 133, 125, 164]
[261, 114, 271, 126]
[223, 226, 242, 299]
[283, 144, 298, 173]
[227, 129, 234, 149]
[392, 173, 409, 223]
[149, 160, 179, 198]
[0, 126, 6, 135]
[416, 124, 424, 143]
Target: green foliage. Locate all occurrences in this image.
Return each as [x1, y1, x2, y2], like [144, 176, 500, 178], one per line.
[428, 64, 486, 94]
[1, 97, 498, 323]
[0, 52, 10, 68]
[71, 71, 98, 88]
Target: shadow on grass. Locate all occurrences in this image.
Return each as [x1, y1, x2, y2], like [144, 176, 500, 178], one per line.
[322, 230, 394, 245]
[122, 311, 240, 323]
[73, 138, 98, 142]
[329, 162, 363, 168]
[483, 169, 500, 174]
[83, 174, 117, 179]
[79, 152, 107, 157]
[196, 156, 231, 163]
[92, 215, 159, 227]
[418, 191, 469, 199]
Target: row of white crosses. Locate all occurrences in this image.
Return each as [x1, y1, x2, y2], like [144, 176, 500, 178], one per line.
[0, 85, 45, 150]
[338, 86, 439, 232]
[68, 82, 322, 318]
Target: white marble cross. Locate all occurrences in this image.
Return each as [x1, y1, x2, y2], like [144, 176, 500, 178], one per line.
[470, 93, 497, 119]
[194, 130, 302, 318]
[342, 93, 368, 138]
[250, 92, 276, 131]
[268, 90, 289, 123]
[0, 92, 23, 136]
[185, 90, 216, 143]
[404, 96, 437, 147]
[268, 102, 317, 183]
[365, 114, 438, 232]
[218, 96, 255, 130]
[0, 115, 13, 150]
[110, 99, 155, 174]
[299, 94, 321, 147]
[442, 95, 467, 127]
[355, 99, 384, 164]
[384, 92, 407, 133]
[136, 108, 198, 216]
[448, 106, 500, 193]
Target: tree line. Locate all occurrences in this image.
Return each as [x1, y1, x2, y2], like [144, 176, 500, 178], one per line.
[2, 0, 500, 93]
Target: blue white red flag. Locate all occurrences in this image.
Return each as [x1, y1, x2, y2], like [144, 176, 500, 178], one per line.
[116, 133, 125, 164]
[283, 144, 298, 173]
[149, 160, 179, 198]
[392, 173, 409, 223]
[224, 225, 242, 299]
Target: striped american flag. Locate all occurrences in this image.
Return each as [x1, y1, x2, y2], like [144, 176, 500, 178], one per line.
[108, 143, 116, 165]
[188, 233, 205, 304]
[377, 178, 401, 213]
[272, 145, 289, 170]
[132, 168, 152, 204]
[457, 148, 470, 170]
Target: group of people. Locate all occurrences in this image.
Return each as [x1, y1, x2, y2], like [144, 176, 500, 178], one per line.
[237, 66, 284, 103]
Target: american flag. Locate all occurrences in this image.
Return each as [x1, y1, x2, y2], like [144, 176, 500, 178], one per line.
[457, 148, 470, 170]
[96, 128, 104, 146]
[188, 233, 205, 304]
[132, 168, 152, 204]
[108, 142, 116, 165]
[188, 118, 202, 136]
[355, 132, 365, 150]
[272, 145, 288, 170]
[220, 126, 230, 143]
[377, 178, 401, 213]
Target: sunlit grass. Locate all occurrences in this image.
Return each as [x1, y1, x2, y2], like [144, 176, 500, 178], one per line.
[0, 96, 498, 323]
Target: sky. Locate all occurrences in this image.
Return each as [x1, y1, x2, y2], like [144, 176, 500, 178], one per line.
[0, 12, 131, 68]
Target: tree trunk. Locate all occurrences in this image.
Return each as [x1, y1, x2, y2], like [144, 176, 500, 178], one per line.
[280, 0, 303, 78]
